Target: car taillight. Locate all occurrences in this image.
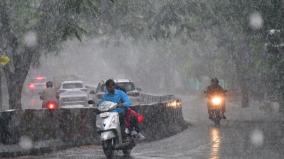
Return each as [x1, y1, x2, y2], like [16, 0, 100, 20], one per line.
[28, 83, 35, 90]
[36, 76, 44, 80]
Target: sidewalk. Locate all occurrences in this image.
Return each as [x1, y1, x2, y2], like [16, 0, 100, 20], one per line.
[0, 139, 96, 157]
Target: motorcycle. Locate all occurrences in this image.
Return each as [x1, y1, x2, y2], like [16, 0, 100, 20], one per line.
[207, 93, 226, 126]
[88, 100, 136, 159]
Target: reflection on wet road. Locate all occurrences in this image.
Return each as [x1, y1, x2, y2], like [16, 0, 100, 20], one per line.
[209, 128, 220, 159]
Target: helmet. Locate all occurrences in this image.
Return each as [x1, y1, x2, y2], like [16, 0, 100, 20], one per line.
[214, 78, 219, 84]
[211, 78, 219, 84]
[46, 81, 53, 88]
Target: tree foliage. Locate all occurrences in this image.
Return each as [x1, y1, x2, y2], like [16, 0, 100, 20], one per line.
[0, 0, 101, 109]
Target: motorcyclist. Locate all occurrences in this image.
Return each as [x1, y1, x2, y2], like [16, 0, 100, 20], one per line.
[40, 81, 58, 108]
[205, 78, 226, 119]
[101, 79, 132, 140]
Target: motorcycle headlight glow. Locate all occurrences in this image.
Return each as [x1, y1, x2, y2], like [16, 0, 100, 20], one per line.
[211, 96, 222, 105]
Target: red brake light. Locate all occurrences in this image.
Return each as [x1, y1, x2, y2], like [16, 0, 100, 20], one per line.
[28, 83, 35, 90]
[46, 101, 58, 110]
[137, 115, 144, 123]
[48, 103, 55, 109]
[36, 76, 44, 80]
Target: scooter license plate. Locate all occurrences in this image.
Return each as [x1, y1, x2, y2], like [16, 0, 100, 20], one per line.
[100, 112, 110, 118]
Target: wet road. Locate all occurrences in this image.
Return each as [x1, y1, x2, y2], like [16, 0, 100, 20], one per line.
[10, 95, 284, 159]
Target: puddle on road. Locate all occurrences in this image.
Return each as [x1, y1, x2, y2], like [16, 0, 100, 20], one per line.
[209, 128, 221, 159]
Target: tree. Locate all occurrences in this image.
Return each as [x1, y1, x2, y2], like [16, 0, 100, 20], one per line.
[0, 0, 101, 109]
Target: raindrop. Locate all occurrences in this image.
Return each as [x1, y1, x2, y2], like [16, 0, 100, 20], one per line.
[23, 31, 38, 47]
[19, 136, 33, 150]
[250, 129, 264, 147]
[249, 12, 263, 30]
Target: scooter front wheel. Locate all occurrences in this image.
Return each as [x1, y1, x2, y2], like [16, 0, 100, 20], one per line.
[102, 140, 114, 159]
[214, 118, 221, 126]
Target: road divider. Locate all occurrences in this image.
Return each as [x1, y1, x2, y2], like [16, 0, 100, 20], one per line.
[0, 95, 187, 157]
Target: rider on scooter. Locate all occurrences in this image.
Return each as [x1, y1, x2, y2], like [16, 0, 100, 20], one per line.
[40, 81, 58, 108]
[101, 79, 132, 140]
[102, 79, 145, 139]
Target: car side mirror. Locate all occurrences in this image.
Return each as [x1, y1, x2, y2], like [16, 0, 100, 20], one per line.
[88, 100, 95, 104]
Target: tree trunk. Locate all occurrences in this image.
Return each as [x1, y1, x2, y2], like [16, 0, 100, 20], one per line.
[3, 48, 34, 110]
[5, 71, 26, 110]
[0, 72, 2, 111]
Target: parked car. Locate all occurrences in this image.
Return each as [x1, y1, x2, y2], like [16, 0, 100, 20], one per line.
[26, 76, 47, 94]
[94, 79, 142, 105]
[58, 81, 88, 106]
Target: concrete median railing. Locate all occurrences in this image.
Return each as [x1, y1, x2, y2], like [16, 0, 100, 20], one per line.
[0, 95, 187, 157]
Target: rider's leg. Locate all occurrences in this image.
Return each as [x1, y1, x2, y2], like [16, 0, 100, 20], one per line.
[119, 112, 126, 140]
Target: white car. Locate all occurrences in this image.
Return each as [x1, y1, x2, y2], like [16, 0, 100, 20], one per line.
[58, 81, 88, 106]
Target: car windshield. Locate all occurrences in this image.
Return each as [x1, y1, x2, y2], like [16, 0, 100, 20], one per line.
[62, 83, 83, 89]
[96, 82, 135, 93]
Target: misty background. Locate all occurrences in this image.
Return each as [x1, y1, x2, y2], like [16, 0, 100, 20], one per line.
[0, 0, 283, 110]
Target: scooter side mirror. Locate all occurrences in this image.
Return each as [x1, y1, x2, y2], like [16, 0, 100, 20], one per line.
[88, 100, 95, 104]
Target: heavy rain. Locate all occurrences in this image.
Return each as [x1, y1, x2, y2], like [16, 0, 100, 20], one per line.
[0, 0, 284, 159]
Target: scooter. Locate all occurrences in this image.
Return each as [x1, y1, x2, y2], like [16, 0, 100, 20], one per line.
[89, 100, 135, 159]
